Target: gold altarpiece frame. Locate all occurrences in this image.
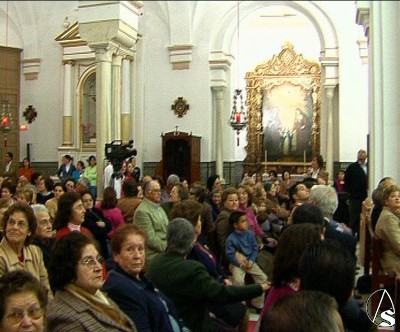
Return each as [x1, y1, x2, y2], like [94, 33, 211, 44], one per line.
[243, 42, 321, 175]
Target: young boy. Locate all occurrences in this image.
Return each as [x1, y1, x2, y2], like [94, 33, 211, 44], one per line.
[226, 211, 268, 312]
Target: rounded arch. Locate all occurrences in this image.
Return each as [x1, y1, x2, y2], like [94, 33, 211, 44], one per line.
[210, 1, 338, 61]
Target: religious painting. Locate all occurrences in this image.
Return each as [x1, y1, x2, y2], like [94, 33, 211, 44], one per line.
[243, 42, 321, 174]
[261, 83, 314, 161]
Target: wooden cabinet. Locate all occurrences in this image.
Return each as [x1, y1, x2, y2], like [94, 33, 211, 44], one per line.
[161, 131, 201, 184]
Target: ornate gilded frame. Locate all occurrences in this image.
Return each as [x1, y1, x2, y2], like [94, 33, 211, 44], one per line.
[243, 42, 321, 174]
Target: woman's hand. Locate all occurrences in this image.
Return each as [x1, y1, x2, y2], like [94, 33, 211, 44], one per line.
[96, 221, 105, 228]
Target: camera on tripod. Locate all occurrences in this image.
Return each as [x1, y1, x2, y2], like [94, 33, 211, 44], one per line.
[105, 139, 137, 175]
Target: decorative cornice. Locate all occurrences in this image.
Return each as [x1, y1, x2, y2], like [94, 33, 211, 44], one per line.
[355, 2, 370, 39]
[357, 38, 368, 65]
[21, 58, 41, 80]
[167, 44, 193, 70]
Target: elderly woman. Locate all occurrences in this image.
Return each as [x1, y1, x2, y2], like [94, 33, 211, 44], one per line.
[161, 182, 189, 220]
[0, 269, 48, 332]
[53, 192, 92, 240]
[102, 224, 187, 331]
[46, 232, 137, 331]
[171, 200, 249, 332]
[375, 184, 400, 275]
[31, 204, 55, 269]
[0, 203, 52, 301]
[146, 218, 270, 332]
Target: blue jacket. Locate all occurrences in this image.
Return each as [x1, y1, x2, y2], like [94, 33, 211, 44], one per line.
[102, 267, 185, 332]
[225, 230, 259, 266]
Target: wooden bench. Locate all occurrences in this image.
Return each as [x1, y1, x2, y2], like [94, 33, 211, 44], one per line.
[370, 237, 396, 313]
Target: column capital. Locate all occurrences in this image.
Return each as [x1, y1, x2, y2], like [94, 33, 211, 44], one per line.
[62, 60, 75, 66]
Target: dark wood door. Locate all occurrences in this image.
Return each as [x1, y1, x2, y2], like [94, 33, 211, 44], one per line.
[162, 132, 201, 184]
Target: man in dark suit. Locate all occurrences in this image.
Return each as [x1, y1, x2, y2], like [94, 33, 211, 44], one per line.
[344, 149, 368, 240]
[146, 218, 270, 332]
[2, 151, 17, 180]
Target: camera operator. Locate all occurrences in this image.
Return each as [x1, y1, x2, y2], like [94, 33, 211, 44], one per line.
[104, 140, 138, 199]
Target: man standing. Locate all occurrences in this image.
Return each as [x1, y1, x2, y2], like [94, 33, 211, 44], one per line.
[2, 151, 17, 180]
[134, 179, 169, 266]
[344, 149, 368, 240]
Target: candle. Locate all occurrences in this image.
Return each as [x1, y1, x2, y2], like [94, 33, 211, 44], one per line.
[235, 112, 241, 123]
[265, 149, 268, 163]
[303, 150, 306, 164]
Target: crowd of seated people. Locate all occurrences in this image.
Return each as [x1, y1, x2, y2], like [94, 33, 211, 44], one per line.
[0, 154, 393, 332]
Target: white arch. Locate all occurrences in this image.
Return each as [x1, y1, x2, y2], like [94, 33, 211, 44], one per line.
[210, 1, 338, 62]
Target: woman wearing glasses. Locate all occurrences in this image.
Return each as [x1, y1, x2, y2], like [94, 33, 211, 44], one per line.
[46, 232, 137, 331]
[0, 202, 52, 301]
[0, 269, 48, 332]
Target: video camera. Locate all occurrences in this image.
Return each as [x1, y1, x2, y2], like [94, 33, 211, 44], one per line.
[105, 139, 137, 175]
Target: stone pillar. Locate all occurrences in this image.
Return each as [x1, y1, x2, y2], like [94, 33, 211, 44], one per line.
[324, 85, 335, 183]
[92, 46, 113, 200]
[121, 57, 131, 142]
[62, 60, 73, 146]
[212, 86, 225, 177]
[369, 1, 400, 187]
[111, 54, 122, 140]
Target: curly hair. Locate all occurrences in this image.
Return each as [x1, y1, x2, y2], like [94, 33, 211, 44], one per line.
[3, 202, 37, 245]
[48, 232, 98, 291]
[0, 270, 48, 320]
[53, 192, 81, 231]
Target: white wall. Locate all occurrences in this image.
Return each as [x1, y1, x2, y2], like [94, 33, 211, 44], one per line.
[0, 1, 369, 165]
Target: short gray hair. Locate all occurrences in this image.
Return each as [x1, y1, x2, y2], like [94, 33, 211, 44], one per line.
[166, 174, 180, 186]
[167, 218, 195, 256]
[308, 185, 338, 218]
[30, 204, 49, 215]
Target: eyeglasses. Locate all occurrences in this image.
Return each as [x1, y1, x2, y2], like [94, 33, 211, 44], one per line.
[79, 255, 104, 269]
[189, 191, 195, 195]
[5, 305, 44, 324]
[8, 219, 29, 229]
[151, 189, 161, 193]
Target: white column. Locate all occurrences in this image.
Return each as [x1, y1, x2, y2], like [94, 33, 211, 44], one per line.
[213, 86, 225, 177]
[369, 1, 400, 187]
[324, 85, 334, 183]
[93, 46, 113, 200]
[62, 61, 73, 146]
[121, 57, 131, 142]
[111, 54, 123, 140]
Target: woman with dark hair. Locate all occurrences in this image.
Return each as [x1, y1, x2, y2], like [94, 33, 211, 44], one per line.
[206, 174, 222, 193]
[0, 269, 48, 332]
[81, 191, 112, 260]
[0, 202, 52, 301]
[305, 154, 329, 185]
[0, 180, 17, 207]
[84, 155, 97, 199]
[53, 192, 91, 240]
[103, 224, 187, 331]
[36, 176, 54, 205]
[46, 232, 137, 331]
[117, 178, 142, 224]
[44, 182, 65, 222]
[254, 223, 322, 331]
[96, 187, 124, 239]
[18, 157, 36, 183]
